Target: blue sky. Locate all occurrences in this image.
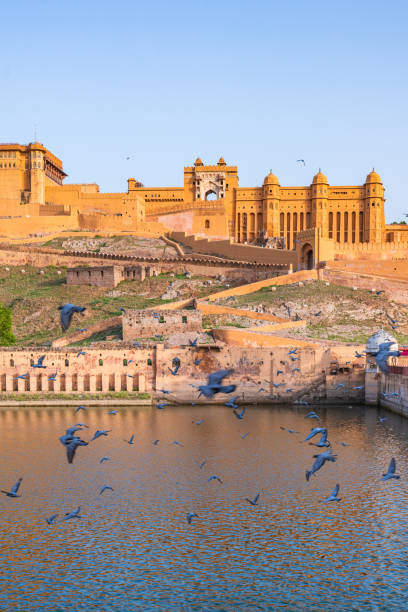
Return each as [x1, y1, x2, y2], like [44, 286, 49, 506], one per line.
[1, 0, 407, 221]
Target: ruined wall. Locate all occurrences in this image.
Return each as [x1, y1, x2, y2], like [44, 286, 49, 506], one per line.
[321, 268, 408, 304]
[67, 265, 124, 288]
[122, 309, 202, 341]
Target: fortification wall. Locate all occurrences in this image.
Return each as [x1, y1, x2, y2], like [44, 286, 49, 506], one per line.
[171, 231, 298, 266]
[321, 268, 408, 304]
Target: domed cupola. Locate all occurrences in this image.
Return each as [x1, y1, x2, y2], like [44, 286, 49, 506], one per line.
[312, 169, 328, 184]
[264, 170, 279, 185]
[366, 168, 381, 184]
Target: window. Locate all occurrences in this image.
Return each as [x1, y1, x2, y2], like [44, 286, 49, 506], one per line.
[10, 359, 14, 367]
[205, 219, 210, 229]
[352, 211, 356, 243]
[328, 212, 333, 239]
[147, 358, 152, 366]
[280, 212, 284, 237]
[159, 316, 165, 323]
[65, 359, 69, 366]
[344, 212, 348, 242]
[99, 359, 103, 366]
[182, 316, 187, 324]
[123, 359, 128, 366]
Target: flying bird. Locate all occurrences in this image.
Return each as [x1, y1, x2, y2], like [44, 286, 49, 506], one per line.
[75, 405, 86, 412]
[288, 349, 297, 355]
[32, 355, 46, 369]
[168, 366, 180, 376]
[62, 506, 81, 521]
[156, 402, 168, 410]
[305, 411, 320, 422]
[233, 407, 246, 420]
[313, 311, 322, 317]
[107, 410, 118, 415]
[194, 359, 202, 365]
[306, 450, 337, 481]
[189, 338, 198, 346]
[172, 441, 184, 447]
[152, 439, 160, 445]
[159, 389, 170, 394]
[14, 373, 28, 380]
[208, 475, 223, 484]
[198, 369, 236, 399]
[382, 458, 400, 481]
[323, 484, 341, 502]
[187, 512, 199, 524]
[58, 303, 86, 332]
[91, 429, 111, 441]
[310, 430, 330, 448]
[76, 351, 87, 357]
[375, 341, 400, 374]
[48, 373, 57, 381]
[124, 434, 134, 445]
[1, 478, 22, 498]
[199, 460, 206, 469]
[225, 397, 240, 409]
[99, 486, 114, 495]
[296, 159, 306, 166]
[276, 370, 284, 376]
[245, 493, 260, 506]
[335, 384, 345, 390]
[100, 456, 111, 463]
[193, 419, 203, 425]
[46, 514, 58, 525]
[355, 351, 365, 358]
[304, 427, 327, 442]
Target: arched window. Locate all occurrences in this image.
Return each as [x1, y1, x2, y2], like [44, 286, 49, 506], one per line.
[205, 190, 217, 201]
[352, 211, 356, 243]
[336, 212, 341, 242]
[300, 212, 304, 231]
[280, 213, 284, 237]
[65, 359, 69, 366]
[359, 211, 364, 242]
[99, 358, 103, 366]
[123, 359, 128, 366]
[205, 219, 210, 229]
[286, 213, 291, 249]
[344, 212, 348, 242]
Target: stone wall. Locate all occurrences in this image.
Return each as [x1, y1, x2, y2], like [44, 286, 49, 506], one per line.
[321, 267, 408, 304]
[66, 264, 158, 288]
[122, 309, 202, 341]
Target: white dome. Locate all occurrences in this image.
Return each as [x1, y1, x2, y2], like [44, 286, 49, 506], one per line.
[366, 329, 398, 354]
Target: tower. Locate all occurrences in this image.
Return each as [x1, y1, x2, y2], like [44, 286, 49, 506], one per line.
[311, 170, 329, 237]
[364, 170, 385, 242]
[28, 142, 45, 207]
[263, 170, 280, 238]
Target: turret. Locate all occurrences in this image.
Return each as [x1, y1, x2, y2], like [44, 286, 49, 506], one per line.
[364, 169, 385, 242]
[311, 170, 328, 237]
[263, 170, 280, 238]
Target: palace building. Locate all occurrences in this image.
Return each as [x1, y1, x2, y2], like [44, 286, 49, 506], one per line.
[0, 142, 407, 268]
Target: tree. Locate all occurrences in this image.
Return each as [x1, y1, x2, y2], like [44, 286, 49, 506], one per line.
[0, 304, 16, 345]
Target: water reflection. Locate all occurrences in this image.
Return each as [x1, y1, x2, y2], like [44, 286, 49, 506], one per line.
[0, 404, 408, 610]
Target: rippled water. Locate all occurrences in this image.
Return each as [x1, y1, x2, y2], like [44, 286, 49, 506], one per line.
[1, 403, 408, 611]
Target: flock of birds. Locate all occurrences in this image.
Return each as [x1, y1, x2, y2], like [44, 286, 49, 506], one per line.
[3, 303, 403, 522]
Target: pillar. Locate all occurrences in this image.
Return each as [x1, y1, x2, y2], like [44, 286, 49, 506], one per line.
[89, 375, 96, 393]
[114, 373, 122, 391]
[53, 377, 60, 392]
[126, 375, 134, 392]
[17, 377, 25, 393]
[77, 374, 84, 392]
[5, 375, 13, 392]
[138, 373, 146, 392]
[102, 374, 110, 392]
[65, 374, 72, 392]
[40, 373, 48, 391]
[29, 374, 37, 392]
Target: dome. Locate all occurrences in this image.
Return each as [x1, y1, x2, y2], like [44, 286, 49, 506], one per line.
[264, 170, 279, 185]
[366, 169, 381, 183]
[194, 157, 203, 166]
[312, 169, 328, 184]
[218, 156, 226, 166]
[366, 329, 398, 354]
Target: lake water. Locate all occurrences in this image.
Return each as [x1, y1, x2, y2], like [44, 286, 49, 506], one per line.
[1, 403, 408, 611]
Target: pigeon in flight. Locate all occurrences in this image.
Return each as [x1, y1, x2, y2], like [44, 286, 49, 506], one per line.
[99, 486, 114, 495]
[288, 349, 297, 355]
[91, 430, 111, 441]
[152, 439, 159, 445]
[59, 427, 88, 464]
[375, 341, 400, 374]
[280, 427, 297, 434]
[187, 512, 199, 524]
[306, 450, 337, 481]
[296, 159, 306, 166]
[1, 478, 22, 498]
[323, 484, 341, 502]
[208, 475, 223, 484]
[107, 410, 118, 415]
[335, 384, 345, 390]
[156, 402, 168, 410]
[172, 441, 184, 447]
[305, 411, 320, 422]
[353, 386, 364, 390]
[76, 351, 87, 357]
[189, 338, 198, 346]
[233, 407, 246, 420]
[246, 493, 260, 506]
[48, 373, 57, 382]
[100, 456, 111, 463]
[124, 434, 134, 445]
[304, 427, 327, 442]
[225, 397, 240, 409]
[194, 359, 202, 365]
[310, 430, 330, 448]
[241, 432, 249, 439]
[58, 303, 86, 332]
[62, 506, 81, 521]
[32, 355, 46, 369]
[46, 514, 58, 525]
[382, 458, 400, 481]
[198, 369, 236, 399]
[14, 373, 28, 380]
[355, 351, 365, 358]
[199, 460, 206, 469]
[276, 370, 284, 376]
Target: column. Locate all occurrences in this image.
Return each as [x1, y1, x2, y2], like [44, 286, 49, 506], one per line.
[114, 373, 122, 391]
[53, 377, 60, 393]
[138, 373, 146, 393]
[29, 374, 37, 392]
[77, 374, 84, 392]
[126, 375, 134, 392]
[40, 373, 48, 391]
[65, 374, 72, 393]
[17, 377, 25, 393]
[89, 375, 96, 393]
[102, 374, 110, 392]
[5, 375, 13, 392]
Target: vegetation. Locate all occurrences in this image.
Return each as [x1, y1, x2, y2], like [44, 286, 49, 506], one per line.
[0, 303, 15, 345]
[0, 391, 151, 402]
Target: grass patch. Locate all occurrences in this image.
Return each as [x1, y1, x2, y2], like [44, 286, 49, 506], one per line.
[0, 391, 151, 401]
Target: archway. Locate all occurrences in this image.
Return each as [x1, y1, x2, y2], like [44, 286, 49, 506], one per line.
[301, 243, 314, 270]
[205, 190, 217, 201]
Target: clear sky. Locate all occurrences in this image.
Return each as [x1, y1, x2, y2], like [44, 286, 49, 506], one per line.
[1, 0, 407, 221]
